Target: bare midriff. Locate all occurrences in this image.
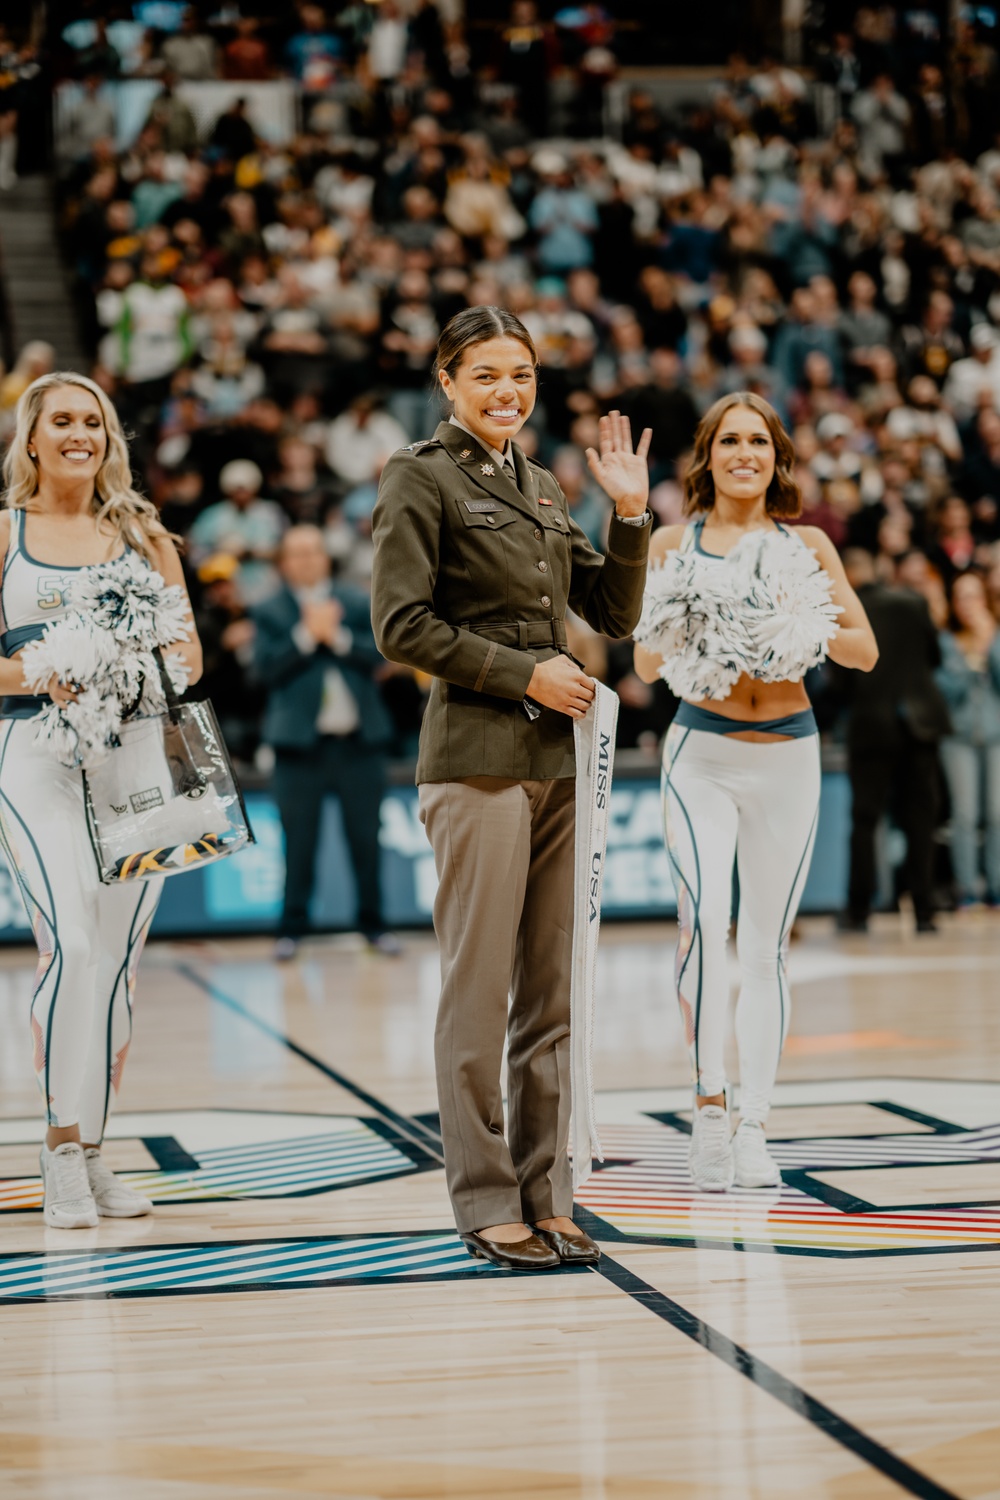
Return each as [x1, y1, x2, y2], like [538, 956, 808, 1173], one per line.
[685, 674, 811, 743]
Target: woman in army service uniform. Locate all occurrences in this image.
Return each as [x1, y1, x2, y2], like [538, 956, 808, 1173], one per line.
[371, 306, 652, 1270]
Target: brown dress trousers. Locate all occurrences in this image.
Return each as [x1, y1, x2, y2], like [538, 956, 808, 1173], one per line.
[419, 776, 576, 1231]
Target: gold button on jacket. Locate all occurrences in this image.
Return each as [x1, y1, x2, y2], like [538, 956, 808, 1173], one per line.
[371, 420, 651, 783]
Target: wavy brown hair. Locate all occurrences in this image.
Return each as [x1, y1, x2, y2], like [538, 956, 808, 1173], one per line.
[683, 391, 802, 519]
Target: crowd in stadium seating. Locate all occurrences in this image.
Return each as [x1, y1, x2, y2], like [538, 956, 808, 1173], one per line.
[8, 4, 1000, 907]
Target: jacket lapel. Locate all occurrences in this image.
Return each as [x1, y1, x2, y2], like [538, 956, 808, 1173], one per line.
[436, 421, 540, 523]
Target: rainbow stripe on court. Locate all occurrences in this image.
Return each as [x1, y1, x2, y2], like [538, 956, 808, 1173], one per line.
[0, 1123, 416, 1211]
[576, 1121, 1000, 1254]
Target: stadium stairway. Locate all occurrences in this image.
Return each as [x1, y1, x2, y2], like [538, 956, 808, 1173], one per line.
[0, 175, 87, 369]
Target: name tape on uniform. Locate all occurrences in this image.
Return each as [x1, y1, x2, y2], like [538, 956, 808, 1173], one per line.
[463, 500, 502, 513]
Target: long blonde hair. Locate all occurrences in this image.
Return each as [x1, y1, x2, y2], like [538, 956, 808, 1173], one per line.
[1, 372, 170, 563]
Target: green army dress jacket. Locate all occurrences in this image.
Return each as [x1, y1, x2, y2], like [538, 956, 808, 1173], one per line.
[371, 419, 651, 783]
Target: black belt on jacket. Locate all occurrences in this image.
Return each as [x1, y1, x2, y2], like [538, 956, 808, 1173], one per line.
[464, 619, 568, 650]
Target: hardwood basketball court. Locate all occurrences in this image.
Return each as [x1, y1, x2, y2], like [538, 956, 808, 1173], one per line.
[0, 915, 997, 1499]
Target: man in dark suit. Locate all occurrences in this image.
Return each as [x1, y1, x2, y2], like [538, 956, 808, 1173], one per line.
[838, 549, 951, 932]
[252, 526, 397, 957]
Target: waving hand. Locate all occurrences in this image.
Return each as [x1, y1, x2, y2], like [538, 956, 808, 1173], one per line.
[585, 410, 653, 518]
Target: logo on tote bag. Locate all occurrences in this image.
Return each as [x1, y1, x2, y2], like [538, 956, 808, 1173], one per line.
[130, 787, 165, 814]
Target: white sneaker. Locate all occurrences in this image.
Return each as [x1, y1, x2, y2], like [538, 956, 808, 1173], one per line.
[40, 1143, 99, 1228]
[85, 1149, 153, 1218]
[733, 1121, 781, 1188]
[688, 1103, 734, 1191]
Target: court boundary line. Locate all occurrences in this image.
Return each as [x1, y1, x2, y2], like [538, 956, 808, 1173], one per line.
[173, 960, 962, 1500]
[175, 962, 445, 1165]
[594, 1257, 959, 1500]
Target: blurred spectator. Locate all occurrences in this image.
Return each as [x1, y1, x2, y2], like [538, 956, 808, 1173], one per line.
[73, 19, 121, 81]
[192, 553, 264, 765]
[897, 549, 949, 631]
[188, 459, 286, 605]
[851, 73, 910, 181]
[286, 6, 343, 93]
[223, 20, 272, 82]
[209, 98, 257, 162]
[529, 153, 599, 273]
[837, 548, 951, 933]
[897, 293, 964, 388]
[97, 254, 192, 426]
[927, 495, 977, 581]
[56, 76, 116, 168]
[145, 76, 199, 155]
[0, 342, 55, 436]
[325, 395, 409, 488]
[942, 324, 1000, 423]
[839, 271, 893, 392]
[499, 1, 554, 138]
[252, 526, 396, 956]
[886, 375, 963, 467]
[619, 348, 699, 479]
[272, 436, 338, 526]
[162, 8, 218, 82]
[936, 572, 1000, 907]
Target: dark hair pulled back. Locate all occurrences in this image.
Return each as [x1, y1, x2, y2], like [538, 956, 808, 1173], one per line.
[432, 305, 539, 387]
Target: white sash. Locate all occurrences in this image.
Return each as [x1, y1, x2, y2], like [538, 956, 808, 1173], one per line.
[570, 680, 619, 1189]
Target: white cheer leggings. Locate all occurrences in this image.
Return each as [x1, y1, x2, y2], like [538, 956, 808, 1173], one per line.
[661, 724, 820, 1123]
[0, 719, 163, 1141]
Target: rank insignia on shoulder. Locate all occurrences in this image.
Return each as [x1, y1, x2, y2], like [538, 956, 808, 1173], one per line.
[460, 448, 472, 460]
[538, 497, 553, 506]
[402, 438, 440, 453]
[480, 462, 495, 476]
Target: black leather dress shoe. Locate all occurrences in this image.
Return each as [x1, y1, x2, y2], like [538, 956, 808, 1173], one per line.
[459, 1231, 560, 1270]
[532, 1225, 601, 1263]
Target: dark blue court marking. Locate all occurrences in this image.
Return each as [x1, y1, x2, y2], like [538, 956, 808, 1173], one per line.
[175, 962, 444, 1166]
[176, 962, 961, 1500]
[874, 1102, 966, 1134]
[596, 1258, 959, 1500]
[142, 1136, 201, 1173]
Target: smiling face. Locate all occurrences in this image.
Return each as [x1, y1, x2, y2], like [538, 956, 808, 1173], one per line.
[29, 384, 107, 487]
[439, 335, 537, 452]
[708, 403, 776, 504]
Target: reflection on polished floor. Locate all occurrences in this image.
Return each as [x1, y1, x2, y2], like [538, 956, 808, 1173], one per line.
[0, 915, 998, 1499]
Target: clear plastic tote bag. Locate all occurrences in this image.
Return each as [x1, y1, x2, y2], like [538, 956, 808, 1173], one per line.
[83, 655, 254, 883]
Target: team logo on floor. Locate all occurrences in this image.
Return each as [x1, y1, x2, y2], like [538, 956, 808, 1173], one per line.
[1, 1081, 999, 1301]
[575, 1078, 1000, 1257]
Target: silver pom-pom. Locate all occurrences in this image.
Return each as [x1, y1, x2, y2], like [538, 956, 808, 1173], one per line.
[31, 687, 123, 771]
[635, 528, 842, 701]
[20, 613, 119, 696]
[68, 555, 190, 650]
[23, 555, 194, 769]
